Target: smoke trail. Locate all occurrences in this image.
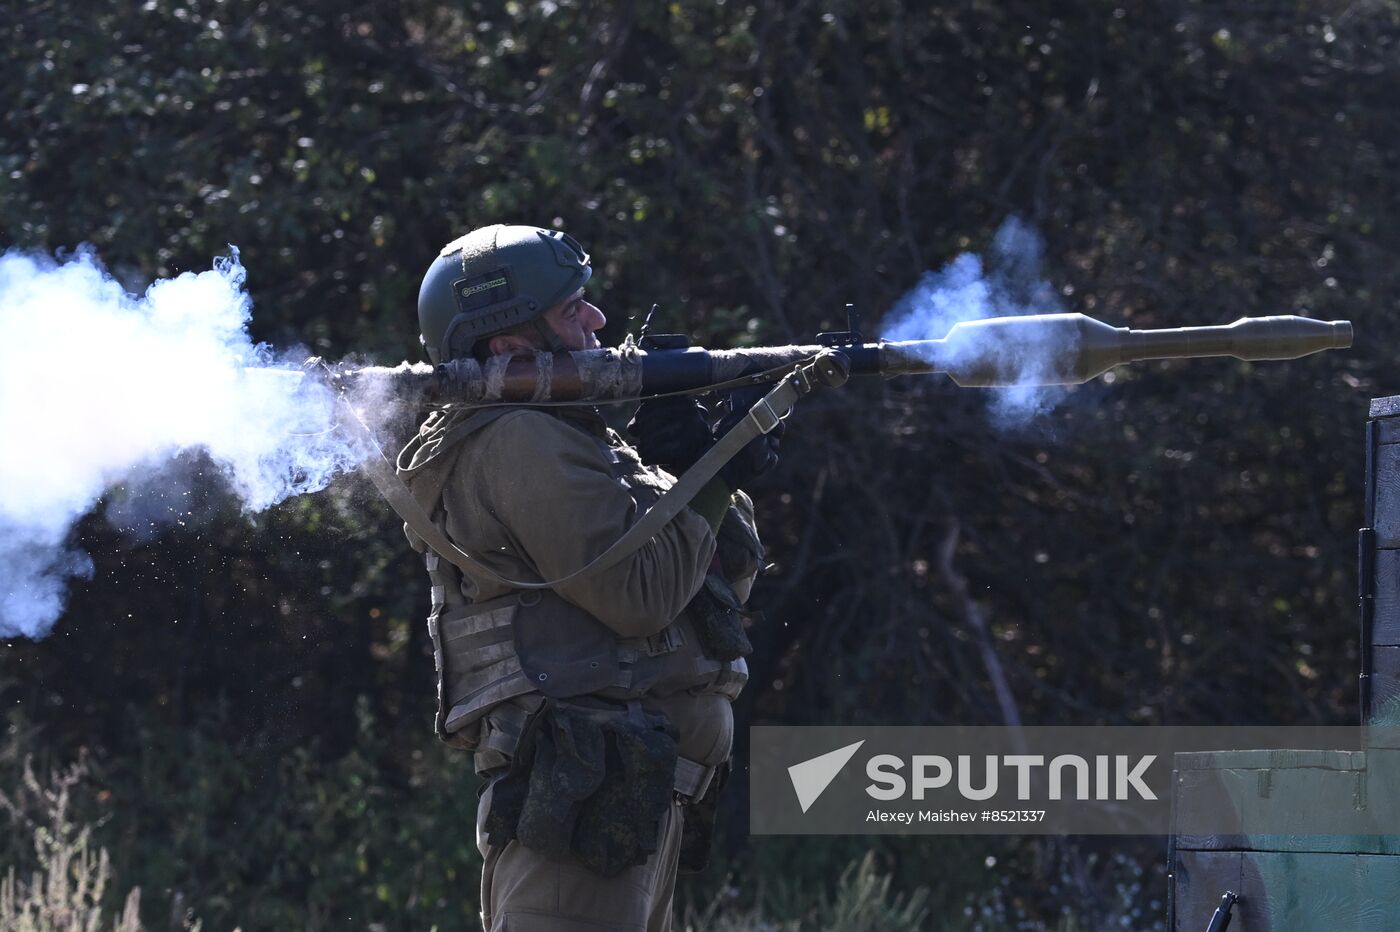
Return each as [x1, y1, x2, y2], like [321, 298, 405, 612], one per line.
[881, 217, 1068, 423]
[0, 247, 363, 639]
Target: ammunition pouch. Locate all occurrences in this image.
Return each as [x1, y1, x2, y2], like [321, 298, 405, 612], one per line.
[685, 574, 753, 662]
[483, 699, 679, 877]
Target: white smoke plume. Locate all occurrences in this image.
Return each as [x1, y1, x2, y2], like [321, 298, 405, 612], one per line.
[881, 216, 1069, 422]
[0, 247, 365, 640]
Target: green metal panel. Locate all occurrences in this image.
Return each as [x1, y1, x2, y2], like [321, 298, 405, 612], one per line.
[1171, 744, 1400, 925]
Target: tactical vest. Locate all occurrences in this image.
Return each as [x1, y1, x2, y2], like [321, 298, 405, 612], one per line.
[399, 406, 750, 750]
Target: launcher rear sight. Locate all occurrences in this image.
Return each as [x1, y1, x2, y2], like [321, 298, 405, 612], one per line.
[816, 302, 866, 348]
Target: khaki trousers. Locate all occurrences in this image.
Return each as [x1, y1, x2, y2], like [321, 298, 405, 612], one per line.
[476, 783, 684, 932]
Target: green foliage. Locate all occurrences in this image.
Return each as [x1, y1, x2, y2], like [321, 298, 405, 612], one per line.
[3, 0, 1399, 926]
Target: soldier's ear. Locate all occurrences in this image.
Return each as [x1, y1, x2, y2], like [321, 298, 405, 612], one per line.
[488, 332, 538, 357]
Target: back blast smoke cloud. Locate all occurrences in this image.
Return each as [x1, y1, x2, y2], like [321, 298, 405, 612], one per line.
[0, 247, 365, 640]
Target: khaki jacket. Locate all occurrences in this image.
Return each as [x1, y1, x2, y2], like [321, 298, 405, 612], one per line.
[402, 405, 737, 765]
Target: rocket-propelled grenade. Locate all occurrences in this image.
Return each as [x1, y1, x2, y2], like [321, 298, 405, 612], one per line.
[321, 313, 1352, 405]
[880, 312, 1354, 387]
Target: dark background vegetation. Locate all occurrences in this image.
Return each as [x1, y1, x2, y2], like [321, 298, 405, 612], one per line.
[3, 0, 1398, 928]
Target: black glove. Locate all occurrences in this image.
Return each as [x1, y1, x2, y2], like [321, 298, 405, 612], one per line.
[626, 396, 713, 473]
[714, 387, 783, 491]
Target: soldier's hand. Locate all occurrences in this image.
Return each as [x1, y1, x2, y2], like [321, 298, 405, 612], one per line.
[626, 395, 712, 473]
[714, 388, 783, 490]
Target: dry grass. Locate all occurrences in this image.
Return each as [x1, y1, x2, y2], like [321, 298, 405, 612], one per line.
[0, 756, 143, 932]
[682, 852, 930, 932]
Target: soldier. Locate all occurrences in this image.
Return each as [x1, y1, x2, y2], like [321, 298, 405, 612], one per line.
[398, 224, 776, 931]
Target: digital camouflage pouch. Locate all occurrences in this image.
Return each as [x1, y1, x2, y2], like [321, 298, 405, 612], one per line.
[677, 760, 730, 873]
[686, 574, 754, 662]
[481, 700, 679, 878]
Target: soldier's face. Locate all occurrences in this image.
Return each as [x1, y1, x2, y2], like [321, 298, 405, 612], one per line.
[544, 289, 606, 350]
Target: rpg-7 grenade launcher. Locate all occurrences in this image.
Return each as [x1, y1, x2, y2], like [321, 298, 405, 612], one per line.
[325, 309, 1354, 406]
[305, 309, 1351, 589]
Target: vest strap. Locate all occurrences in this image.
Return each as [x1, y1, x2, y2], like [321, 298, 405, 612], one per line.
[444, 671, 535, 733]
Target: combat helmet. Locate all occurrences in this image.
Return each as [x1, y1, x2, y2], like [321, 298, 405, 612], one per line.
[418, 224, 592, 363]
